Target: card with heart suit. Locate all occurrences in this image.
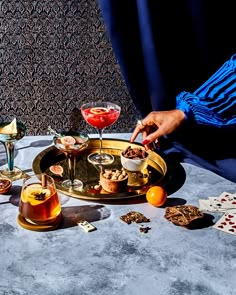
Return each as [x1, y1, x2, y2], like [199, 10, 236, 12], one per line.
[199, 192, 236, 214]
[216, 192, 236, 207]
[213, 210, 236, 235]
[210, 193, 236, 211]
[209, 197, 236, 210]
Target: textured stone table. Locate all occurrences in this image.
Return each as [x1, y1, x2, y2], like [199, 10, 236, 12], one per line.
[0, 134, 236, 295]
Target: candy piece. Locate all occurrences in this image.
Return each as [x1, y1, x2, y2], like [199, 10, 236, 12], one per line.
[77, 220, 96, 232]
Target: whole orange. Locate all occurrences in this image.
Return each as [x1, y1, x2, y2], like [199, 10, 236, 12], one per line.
[146, 186, 167, 207]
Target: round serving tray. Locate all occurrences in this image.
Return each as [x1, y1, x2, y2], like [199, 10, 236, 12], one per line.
[32, 138, 167, 201]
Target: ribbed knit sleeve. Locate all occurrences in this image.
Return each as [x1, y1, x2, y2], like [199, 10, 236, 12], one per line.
[176, 54, 236, 128]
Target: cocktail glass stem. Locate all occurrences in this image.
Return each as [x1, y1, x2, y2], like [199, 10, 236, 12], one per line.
[87, 128, 114, 165]
[1, 141, 22, 180]
[5, 141, 15, 172]
[98, 129, 103, 158]
[67, 155, 76, 186]
[62, 153, 83, 191]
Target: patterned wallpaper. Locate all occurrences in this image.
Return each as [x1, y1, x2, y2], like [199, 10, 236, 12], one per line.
[0, 0, 139, 135]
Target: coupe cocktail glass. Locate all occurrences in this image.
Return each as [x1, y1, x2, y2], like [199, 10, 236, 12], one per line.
[81, 101, 121, 165]
[53, 131, 89, 191]
[0, 121, 26, 180]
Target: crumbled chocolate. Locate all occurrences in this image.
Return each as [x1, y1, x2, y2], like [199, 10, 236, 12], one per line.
[120, 211, 150, 224]
[140, 226, 151, 233]
[122, 146, 148, 159]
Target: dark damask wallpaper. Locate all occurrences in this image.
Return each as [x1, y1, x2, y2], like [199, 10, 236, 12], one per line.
[0, 0, 139, 135]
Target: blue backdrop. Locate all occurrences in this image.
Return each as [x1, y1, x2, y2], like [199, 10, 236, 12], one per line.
[98, 0, 236, 182]
[98, 0, 236, 116]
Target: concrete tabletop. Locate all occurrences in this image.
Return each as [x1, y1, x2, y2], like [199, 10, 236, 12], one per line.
[0, 134, 236, 295]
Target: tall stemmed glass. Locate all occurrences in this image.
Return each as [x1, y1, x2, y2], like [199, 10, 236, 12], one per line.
[52, 129, 89, 191]
[81, 101, 121, 165]
[0, 121, 26, 180]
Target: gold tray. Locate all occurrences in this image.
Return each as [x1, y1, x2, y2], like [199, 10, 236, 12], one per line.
[32, 138, 167, 201]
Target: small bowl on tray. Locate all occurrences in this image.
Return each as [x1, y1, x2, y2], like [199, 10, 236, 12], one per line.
[120, 146, 149, 172]
[100, 168, 128, 193]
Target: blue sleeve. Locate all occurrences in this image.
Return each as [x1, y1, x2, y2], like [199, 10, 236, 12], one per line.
[176, 54, 236, 128]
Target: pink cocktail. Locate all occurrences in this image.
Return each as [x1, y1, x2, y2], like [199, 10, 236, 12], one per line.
[81, 102, 121, 165]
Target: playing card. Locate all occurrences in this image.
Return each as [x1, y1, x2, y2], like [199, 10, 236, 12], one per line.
[199, 199, 211, 211]
[208, 192, 236, 211]
[217, 192, 236, 207]
[213, 210, 236, 235]
[198, 199, 225, 212]
[198, 191, 236, 213]
[208, 196, 235, 211]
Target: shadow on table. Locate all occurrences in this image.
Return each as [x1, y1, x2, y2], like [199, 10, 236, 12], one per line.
[186, 213, 215, 229]
[160, 153, 187, 196]
[0, 145, 7, 166]
[16, 139, 52, 151]
[8, 185, 22, 206]
[60, 205, 111, 229]
[0, 139, 52, 170]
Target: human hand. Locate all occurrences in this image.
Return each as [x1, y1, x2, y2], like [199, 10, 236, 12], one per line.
[130, 109, 185, 150]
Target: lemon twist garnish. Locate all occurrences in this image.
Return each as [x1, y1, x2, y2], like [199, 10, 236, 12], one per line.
[90, 107, 109, 114]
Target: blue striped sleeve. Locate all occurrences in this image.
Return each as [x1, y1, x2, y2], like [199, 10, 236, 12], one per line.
[176, 54, 236, 128]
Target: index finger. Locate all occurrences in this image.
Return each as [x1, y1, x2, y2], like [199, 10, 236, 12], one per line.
[130, 124, 143, 142]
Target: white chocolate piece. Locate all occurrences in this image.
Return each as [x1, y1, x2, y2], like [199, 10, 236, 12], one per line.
[77, 220, 96, 232]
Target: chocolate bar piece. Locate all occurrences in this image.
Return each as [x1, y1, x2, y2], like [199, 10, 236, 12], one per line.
[164, 205, 204, 226]
[120, 211, 150, 224]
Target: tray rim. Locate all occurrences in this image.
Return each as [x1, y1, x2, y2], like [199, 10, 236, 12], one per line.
[32, 138, 168, 201]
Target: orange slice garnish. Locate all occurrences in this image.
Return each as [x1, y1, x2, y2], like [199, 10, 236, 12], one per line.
[60, 136, 76, 145]
[21, 184, 51, 205]
[90, 107, 109, 115]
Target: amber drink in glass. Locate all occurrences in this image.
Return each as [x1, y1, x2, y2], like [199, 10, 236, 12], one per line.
[19, 174, 61, 225]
